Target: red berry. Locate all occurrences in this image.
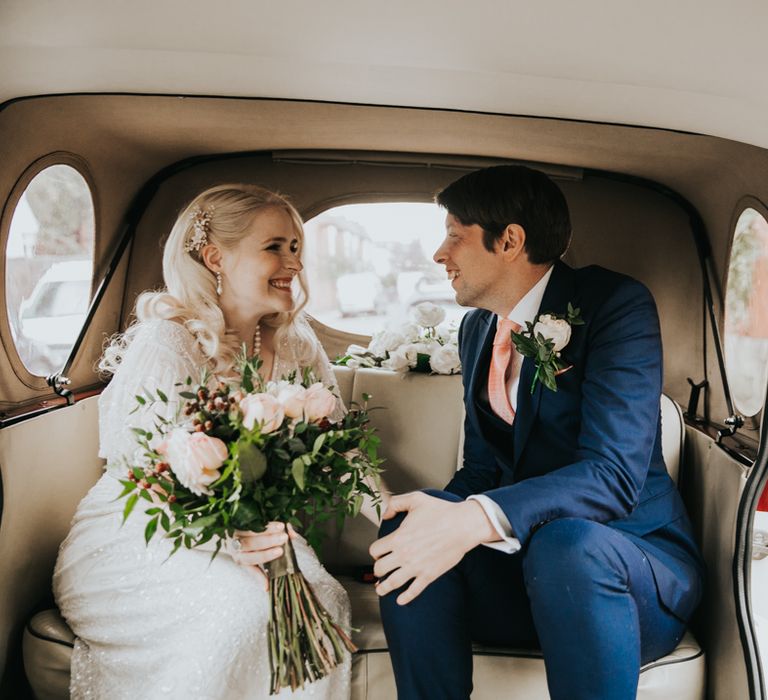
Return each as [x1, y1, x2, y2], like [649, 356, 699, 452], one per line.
[167, 494, 177, 504]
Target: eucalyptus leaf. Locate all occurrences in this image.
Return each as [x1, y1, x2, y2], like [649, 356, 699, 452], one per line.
[238, 440, 268, 484]
[292, 458, 306, 491]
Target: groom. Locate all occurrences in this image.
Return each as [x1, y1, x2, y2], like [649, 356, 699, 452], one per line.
[370, 165, 704, 699]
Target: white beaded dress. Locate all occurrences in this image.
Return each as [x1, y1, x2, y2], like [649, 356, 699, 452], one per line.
[53, 318, 351, 700]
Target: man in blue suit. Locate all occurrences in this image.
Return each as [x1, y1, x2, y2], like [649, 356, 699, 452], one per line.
[370, 165, 704, 699]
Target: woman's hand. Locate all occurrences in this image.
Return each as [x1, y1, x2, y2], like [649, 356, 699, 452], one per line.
[229, 522, 297, 589]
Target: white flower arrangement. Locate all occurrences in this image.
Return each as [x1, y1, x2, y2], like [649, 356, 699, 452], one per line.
[336, 302, 462, 375]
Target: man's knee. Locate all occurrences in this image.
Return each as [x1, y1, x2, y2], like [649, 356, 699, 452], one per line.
[523, 518, 626, 587]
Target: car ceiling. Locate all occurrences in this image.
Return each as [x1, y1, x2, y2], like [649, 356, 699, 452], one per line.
[1, 1, 766, 148]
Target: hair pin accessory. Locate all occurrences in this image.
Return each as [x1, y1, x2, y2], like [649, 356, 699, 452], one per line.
[185, 205, 215, 253]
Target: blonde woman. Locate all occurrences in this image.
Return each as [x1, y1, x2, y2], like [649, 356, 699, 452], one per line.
[54, 185, 353, 699]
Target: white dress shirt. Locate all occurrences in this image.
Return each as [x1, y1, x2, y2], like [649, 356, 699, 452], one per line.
[466, 266, 554, 554]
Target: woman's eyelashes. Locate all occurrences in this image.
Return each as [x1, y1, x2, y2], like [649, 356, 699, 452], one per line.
[265, 239, 299, 254]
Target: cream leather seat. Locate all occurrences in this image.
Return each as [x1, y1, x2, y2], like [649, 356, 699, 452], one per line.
[23, 368, 705, 699]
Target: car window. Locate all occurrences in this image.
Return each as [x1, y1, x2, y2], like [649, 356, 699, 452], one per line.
[724, 207, 768, 418]
[303, 202, 465, 334]
[5, 164, 95, 377]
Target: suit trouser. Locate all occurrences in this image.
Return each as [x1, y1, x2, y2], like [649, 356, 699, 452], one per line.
[378, 490, 688, 700]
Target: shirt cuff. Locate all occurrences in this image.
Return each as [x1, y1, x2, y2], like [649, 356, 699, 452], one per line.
[467, 494, 521, 554]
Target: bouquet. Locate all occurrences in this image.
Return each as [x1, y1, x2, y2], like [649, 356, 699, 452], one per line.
[117, 353, 383, 694]
[336, 301, 461, 375]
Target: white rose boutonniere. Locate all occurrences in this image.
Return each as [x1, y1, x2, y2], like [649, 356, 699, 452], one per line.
[511, 303, 584, 393]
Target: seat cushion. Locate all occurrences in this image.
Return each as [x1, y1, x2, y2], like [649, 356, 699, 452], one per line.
[24, 580, 705, 700]
[344, 576, 705, 700]
[23, 609, 74, 700]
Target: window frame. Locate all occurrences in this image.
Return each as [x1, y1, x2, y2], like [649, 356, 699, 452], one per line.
[723, 195, 768, 430]
[0, 153, 98, 389]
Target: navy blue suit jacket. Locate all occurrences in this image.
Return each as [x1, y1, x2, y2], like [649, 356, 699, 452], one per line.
[446, 260, 704, 621]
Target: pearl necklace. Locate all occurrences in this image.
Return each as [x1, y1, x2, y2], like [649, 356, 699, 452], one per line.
[252, 323, 262, 357]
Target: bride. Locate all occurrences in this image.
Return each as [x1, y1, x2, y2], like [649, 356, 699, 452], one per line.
[54, 184, 362, 699]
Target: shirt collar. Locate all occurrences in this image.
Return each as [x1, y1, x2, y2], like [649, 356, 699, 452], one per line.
[503, 265, 554, 327]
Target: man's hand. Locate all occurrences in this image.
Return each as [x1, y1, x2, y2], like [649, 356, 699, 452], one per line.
[369, 492, 499, 605]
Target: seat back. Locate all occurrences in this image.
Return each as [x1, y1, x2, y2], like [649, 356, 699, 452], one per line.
[0, 398, 103, 680]
[326, 367, 685, 569]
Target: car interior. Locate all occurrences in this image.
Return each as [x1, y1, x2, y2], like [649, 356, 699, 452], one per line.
[2, 4, 768, 699]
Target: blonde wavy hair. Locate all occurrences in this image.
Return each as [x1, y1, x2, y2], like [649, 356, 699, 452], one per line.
[100, 184, 319, 376]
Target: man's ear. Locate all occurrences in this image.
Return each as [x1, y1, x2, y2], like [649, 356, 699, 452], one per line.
[200, 244, 223, 273]
[501, 224, 526, 260]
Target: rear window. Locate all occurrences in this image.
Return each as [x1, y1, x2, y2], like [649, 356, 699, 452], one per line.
[5, 163, 95, 377]
[303, 202, 465, 334]
[724, 206, 768, 418]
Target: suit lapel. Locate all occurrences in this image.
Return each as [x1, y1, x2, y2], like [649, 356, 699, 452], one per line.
[512, 261, 577, 468]
[467, 312, 495, 406]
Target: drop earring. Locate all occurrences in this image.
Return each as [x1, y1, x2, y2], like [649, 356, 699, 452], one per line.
[216, 272, 223, 296]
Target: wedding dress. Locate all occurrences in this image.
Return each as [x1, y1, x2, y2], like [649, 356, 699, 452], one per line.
[53, 318, 351, 700]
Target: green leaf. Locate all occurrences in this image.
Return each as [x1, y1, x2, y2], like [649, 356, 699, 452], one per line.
[292, 457, 306, 491]
[178, 391, 197, 400]
[287, 437, 306, 453]
[156, 388, 168, 403]
[116, 481, 137, 499]
[237, 440, 267, 484]
[185, 514, 218, 533]
[293, 422, 307, 435]
[135, 395, 146, 405]
[144, 515, 159, 543]
[122, 493, 138, 523]
[415, 353, 431, 373]
[312, 433, 327, 456]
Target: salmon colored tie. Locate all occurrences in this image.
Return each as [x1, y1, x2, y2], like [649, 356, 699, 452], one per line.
[488, 318, 521, 425]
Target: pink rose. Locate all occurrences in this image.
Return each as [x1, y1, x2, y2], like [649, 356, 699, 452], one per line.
[157, 429, 227, 496]
[303, 382, 337, 422]
[240, 393, 285, 433]
[273, 381, 308, 419]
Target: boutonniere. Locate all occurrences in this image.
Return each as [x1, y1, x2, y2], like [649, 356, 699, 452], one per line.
[511, 302, 584, 393]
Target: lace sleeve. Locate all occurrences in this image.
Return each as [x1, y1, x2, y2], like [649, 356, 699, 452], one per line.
[98, 319, 205, 471]
[312, 342, 347, 424]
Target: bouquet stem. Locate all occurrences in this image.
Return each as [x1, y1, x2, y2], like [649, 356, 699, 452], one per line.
[265, 537, 357, 695]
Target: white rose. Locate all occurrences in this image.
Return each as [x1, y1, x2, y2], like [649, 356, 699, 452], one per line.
[399, 322, 421, 342]
[413, 341, 440, 356]
[345, 344, 370, 356]
[533, 314, 572, 352]
[411, 302, 446, 328]
[274, 382, 308, 419]
[239, 393, 285, 433]
[381, 347, 412, 372]
[157, 428, 227, 497]
[369, 329, 406, 357]
[429, 344, 461, 375]
[303, 382, 337, 422]
[437, 324, 459, 345]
